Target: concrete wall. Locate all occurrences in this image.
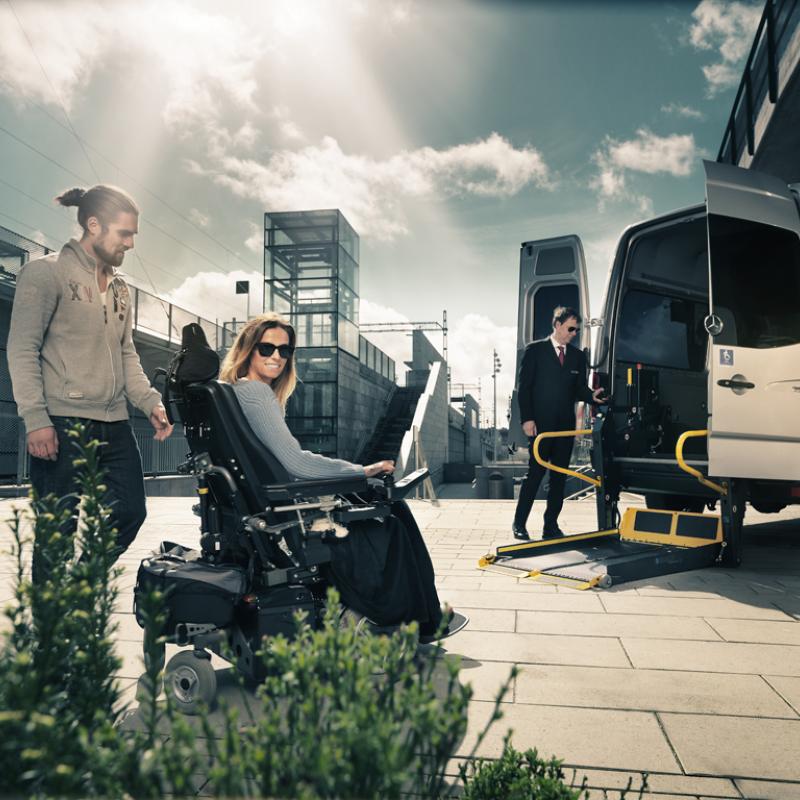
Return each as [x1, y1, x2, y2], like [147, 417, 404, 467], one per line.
[397, 359, 449, 484]
[337, 349, 395, 462]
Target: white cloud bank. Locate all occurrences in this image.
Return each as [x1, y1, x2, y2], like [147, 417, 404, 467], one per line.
[0, 1, 552, 244]
[688, 0, 762, 95]
[590, 128, 701, 214]
[191, 133, 552, 241]
[661, 103, 704, 120]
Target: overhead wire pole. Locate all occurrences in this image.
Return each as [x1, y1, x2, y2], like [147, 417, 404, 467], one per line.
[492, 349, 502, 463]
[360, 310, 448, 365]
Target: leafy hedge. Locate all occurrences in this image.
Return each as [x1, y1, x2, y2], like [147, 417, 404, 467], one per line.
[0, 427, 623, 798]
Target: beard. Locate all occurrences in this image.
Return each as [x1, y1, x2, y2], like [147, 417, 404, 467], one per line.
[94, 237, 126, 267]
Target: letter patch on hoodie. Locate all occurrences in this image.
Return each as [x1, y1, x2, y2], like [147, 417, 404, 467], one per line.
[68, 281, 92, 302]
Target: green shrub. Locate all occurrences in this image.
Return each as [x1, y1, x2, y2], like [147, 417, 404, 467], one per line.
[0, 426, 590, 799]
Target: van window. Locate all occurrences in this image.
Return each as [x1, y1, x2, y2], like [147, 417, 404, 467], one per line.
[527, 284, 579, 342]
[535, 246, 575, 275]
[709, 214, 800, 349]
[627, 217, 708, 297]
[616, 290, 707, 371]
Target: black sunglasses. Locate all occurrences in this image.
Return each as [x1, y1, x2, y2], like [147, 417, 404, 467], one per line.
[567, 326, 580, 333]
[255, 342, 294, 359]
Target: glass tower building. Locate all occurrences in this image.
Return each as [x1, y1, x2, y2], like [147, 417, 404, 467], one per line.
[264, 209, 394, 459]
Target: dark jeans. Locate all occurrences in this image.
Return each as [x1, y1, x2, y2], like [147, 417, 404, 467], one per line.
[29, 417, 147, 583]
[513, 433, 574, 531]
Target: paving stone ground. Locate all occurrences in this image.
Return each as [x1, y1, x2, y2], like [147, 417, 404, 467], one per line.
[2, 493, 800, 799]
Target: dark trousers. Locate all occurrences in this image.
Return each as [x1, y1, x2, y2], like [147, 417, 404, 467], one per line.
[29, 417, 147, 583]
[513, 433, 574, 531]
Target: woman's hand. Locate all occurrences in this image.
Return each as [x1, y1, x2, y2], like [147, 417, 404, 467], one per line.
[364, 460, 395, 477]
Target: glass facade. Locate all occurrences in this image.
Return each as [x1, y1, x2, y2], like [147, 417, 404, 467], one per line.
[264, 209, 394, 456]
[265, 210, 356, 455]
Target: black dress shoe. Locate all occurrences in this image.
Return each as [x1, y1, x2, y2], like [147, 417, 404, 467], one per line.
[541, 526, 565, 539]
[512, 523, 530, 541]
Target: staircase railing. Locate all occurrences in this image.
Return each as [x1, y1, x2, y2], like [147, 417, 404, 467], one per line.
[717, 0, 800, 166]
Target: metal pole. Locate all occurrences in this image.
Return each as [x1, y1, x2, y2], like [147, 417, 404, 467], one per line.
[492, 349, 497, 463]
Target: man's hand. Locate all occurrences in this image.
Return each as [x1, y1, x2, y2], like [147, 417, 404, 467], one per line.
[592, 387, 608, 403]
[365, 460, 395, 477]
[522, 420, 536, 438]
[27, 426, 59, 460]
[149, 404, 174, 442]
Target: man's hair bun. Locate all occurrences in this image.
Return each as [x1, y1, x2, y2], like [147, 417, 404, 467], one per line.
[55, 188, 87, 207]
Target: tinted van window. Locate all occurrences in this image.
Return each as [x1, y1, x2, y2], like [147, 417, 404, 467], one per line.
[616, 290, 707, 371]
[709, 214, 800, 348]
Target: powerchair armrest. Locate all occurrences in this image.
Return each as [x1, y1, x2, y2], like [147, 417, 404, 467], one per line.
[264, 474, 370, 502]
[389, 467, 429, 500]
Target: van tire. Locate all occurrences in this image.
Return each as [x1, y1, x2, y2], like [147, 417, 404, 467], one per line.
[644, 494, 705, 513]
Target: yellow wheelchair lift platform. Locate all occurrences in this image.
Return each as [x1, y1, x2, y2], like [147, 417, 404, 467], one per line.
[479, 507, 723, 590]
[479, 428, 726, 590]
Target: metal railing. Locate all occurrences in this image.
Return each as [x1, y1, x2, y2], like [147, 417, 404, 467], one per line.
[717, 0, 800, 165]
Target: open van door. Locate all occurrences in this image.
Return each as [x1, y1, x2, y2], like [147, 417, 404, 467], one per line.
[507, 235, 590, 451]
[704, 161, 800, 481]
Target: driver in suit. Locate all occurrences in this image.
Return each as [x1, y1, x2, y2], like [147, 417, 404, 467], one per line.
[512, 306, 605, 540]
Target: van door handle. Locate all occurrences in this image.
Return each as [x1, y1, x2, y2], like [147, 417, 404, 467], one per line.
[717, 378, 755, 390]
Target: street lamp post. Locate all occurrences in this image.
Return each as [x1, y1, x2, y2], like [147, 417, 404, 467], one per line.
[492, 349, 502, 462]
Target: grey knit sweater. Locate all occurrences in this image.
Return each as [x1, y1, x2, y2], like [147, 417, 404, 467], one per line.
[8, 239, 161, 432]
[232, 380, 365, 481]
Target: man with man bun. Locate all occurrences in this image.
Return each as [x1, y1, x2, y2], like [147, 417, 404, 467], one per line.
[8, 184, 173, 581]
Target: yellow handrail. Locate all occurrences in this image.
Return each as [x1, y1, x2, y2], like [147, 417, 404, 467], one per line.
[532, 429, 601, 487]
[675, 430, 727, 496]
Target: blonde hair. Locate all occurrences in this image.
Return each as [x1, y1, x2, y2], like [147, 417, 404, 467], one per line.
[219, 313, 298, 409]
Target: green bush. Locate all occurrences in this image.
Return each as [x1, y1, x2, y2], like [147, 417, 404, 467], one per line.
[0, 427, 592, 799]
[459, 736, 588, 800]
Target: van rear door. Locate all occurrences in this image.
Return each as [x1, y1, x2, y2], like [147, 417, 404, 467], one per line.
[508, 235, 590, 450]
[704, 160, 800, 481]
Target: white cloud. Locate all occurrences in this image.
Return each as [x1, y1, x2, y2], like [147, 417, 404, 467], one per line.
[590, 128, 700, 214]
[167, 269, 264, 324]
[193, 133, 552, 241]
[0, 2, 263, 127]
[244, 222, 264, 254]
[448, 314, 517, 427]
[189, 208, 210, 227]
[689, 0, 761, 95]
[661, 102, 704, 120]
[358, 300, 518, 422]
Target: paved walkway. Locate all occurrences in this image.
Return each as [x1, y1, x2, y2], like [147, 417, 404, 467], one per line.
[2, 495, 799, 799]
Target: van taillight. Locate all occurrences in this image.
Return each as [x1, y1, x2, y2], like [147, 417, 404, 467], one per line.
[791, 486, 800, 498]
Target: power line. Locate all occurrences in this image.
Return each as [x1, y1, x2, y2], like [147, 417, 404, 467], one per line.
[6, 0, 99, 184]
[0, 78, 260, 275]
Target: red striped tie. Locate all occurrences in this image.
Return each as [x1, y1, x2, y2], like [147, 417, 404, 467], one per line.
[558, 346, 565, 366]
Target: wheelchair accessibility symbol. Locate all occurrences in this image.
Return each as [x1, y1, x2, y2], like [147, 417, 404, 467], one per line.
[720, 348, 734, 366]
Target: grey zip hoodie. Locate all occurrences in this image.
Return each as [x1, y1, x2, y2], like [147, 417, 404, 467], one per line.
[8, 238, 162, 433]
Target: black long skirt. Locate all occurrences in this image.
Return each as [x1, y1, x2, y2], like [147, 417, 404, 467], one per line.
[326, 500, 443, 636]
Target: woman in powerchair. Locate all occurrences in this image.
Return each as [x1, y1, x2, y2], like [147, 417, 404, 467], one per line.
[220, 312, 456, 642]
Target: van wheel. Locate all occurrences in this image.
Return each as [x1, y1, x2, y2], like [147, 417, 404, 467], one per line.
[644, 494, 705, 513]
[164, 650, 217, 714]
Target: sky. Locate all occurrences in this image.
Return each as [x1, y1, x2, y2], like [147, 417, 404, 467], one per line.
[0, 0, 762, 424]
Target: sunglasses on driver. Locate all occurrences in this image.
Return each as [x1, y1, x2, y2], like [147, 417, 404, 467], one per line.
[566, 326, 580, 333]
[255, 342, 295, 359]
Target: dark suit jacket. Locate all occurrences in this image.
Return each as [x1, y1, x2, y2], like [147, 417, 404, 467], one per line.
[517, 339, 594, 431]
